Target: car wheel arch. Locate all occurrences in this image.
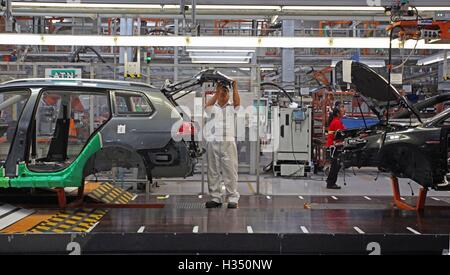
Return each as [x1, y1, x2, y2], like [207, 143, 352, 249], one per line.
[82, 143, 148, 179]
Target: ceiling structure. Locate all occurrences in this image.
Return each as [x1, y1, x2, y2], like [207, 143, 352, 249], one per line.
[0, 0, 448, 88]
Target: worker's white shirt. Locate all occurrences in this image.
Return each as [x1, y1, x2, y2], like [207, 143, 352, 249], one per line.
[205, 101, 239, 142]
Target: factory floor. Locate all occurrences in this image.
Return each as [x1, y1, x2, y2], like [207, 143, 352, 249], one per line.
[1, 168, 450, 254]
[150, 167, 450, 198]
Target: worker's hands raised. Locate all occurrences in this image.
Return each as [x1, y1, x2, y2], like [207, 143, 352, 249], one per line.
[232, 80, 238, 90]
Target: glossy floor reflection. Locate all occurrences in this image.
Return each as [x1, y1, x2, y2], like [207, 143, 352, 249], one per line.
[93, 195, 450, 235]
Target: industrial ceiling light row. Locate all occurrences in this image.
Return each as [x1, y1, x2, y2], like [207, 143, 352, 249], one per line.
[0, 34, 449, 50]
[10, 2, 450, 12]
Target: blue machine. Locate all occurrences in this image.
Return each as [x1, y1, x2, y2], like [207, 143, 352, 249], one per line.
[341, 117, 379, 129]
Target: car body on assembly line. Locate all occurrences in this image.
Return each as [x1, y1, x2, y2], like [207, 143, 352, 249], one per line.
[334, 61, 450, 191]
[0, 78, 202, 189]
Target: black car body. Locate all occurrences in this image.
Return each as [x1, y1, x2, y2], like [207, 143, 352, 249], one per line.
[335, 61, 450, 191]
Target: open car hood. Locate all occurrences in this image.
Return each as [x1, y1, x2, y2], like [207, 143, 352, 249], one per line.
[194, 69, 234, 88]
[336, 61, 421, 122]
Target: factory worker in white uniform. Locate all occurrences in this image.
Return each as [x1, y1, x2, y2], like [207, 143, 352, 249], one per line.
[204, 80, 241, 209]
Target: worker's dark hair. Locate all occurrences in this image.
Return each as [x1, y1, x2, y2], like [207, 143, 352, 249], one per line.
[327, 101, 342, 127]
[217, 82, 229, 93]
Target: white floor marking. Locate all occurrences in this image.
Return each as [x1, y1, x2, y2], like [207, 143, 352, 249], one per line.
[137, 226, 145, 233]
[266, 182, 273, 196]
[0, 204, 16, 216]
[198, 195, 203, 199]
[431, 197, 440, 201]
[447, 237, 450, 255]
[354, 226, 365, 234]
[300, 226, 309, 234]
[0, 207, 35, 231]
[406, 227, 421, 235]
[364, 196, 372, 201]
[331, 196, 338, 200]
[86, 222, 100, 233]
[266, 196, 271, 200]
[192, 226, 199, 233]
[247, 226, 254, 234]
[401, 197, 406, 201]
[131, 195, 138, 201]
[298, 196, 304, 200]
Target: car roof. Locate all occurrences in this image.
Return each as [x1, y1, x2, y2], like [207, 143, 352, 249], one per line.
[0, 78, 159, 92]
[424, 107, 450, 126]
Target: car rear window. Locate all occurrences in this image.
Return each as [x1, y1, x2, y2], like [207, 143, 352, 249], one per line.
[114, 91, 154, 115]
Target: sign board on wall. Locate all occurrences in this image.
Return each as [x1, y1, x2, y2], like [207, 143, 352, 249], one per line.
[45, 68, 82, 79]
[390, 73, 403, 85]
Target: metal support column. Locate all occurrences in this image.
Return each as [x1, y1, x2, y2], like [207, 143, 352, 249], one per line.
[90, 64, 95, 79]
[249, 59, 259, 176]
[444, 50, 448, 81]
[33, 64, 38, 78]
[253, 64, 262, 194]
[174, 19, 179, 82]
[282, 20, 295, 88]
[5, 0, 13, 32]
[192, 0, 197, 35]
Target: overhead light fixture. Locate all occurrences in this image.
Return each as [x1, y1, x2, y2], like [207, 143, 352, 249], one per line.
[188, 47, 253, 64]
[0, 34, 449, 50]
[189, 56, 252, 59]
[11, 2, 164, 9]
[283, 6, 450, 12]
[193, 5, 281, 11]
[191, 60, 250, 64]
[11, 3, 450, 12]
[331, 60, 386, 68]
[282, 6, 385, 11]
[417, 52, 450, 66]
[416, 7, 450, 11]
[189, 52, 252, 57]
[261, 66, 275, 71]
[186, 47, 256, 53]
[392, 39, 450, 50]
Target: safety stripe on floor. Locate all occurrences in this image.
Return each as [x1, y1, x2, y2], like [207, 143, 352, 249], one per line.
[0, 204, 35, 231]
[29, 209, 108, 233]
[87, 182, 134, 204]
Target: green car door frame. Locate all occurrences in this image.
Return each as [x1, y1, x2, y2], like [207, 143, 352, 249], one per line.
[0, 87, 107, 189]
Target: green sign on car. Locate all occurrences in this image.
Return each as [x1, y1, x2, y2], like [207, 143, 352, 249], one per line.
[45, 68, 82, 79]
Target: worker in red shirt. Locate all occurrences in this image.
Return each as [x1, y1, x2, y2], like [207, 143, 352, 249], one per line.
[325, 102, 346, 189]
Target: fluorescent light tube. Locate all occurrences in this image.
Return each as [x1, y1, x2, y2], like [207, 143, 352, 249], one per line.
[189, 51, 252, 57]
[189, 56, 252, 59]
[194, 5, 281, 10]
[416, 7, 450, 11]
[0, 34, 449, 50]
[417, 52, 449, 66]
[186, 48, 256, 53]
[11, 2, 164, 9]
[191, 60, 250, 64]
[282, 6, 385, 11]
[12, 3, 449, 12]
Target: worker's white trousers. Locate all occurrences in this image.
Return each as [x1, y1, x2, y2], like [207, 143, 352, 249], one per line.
[207, 141, 240, 204]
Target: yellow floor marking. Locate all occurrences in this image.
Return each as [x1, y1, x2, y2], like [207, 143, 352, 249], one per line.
[247, 182, 256, 194]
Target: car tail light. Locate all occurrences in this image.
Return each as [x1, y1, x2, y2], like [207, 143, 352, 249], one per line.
[177, 121, 197, 136]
